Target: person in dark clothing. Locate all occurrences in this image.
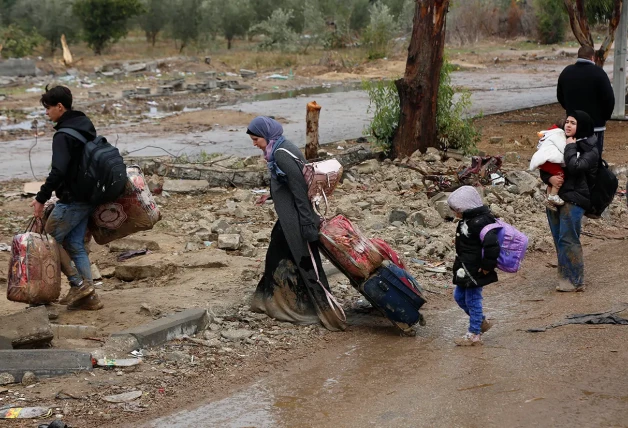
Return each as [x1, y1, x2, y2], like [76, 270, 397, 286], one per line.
[541, 110, 599, 293]
[447, 186, 501, 346]
[557, 45, 614, 154]
[30, 86, 103, 310]
[246, 116, 345, 331]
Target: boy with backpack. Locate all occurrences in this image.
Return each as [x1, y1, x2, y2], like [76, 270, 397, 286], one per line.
[30, 86, 123, 310]
[447, 186, 500, 346]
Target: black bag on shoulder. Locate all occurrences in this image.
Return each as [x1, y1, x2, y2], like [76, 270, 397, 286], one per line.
[586, 158, 618, 219]
[56, 128, 127, 205]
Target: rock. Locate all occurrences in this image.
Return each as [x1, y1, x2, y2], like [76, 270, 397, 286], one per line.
[389, 209, 408, 223]
[91, 264, 102, 281]
[184, 242, 200, 252]
[218, 234, 241, 250]
[0, 373, 15, 385]
[356, 201, 372, 210]
[489, 136, 504, 144]
[139, 303, 161, 317]
[21, 371, 37, 386]
[504, 152, 520, 163]
[194, 228, 216, 242]
[408, 211, 426, 227]
[505, 171, 538, 195]
[211, 219, 231, 234]
[241, 246, 258, 258]
[391, 221, 404, 228]
[0, 307, 53, 348]
[165, 351, 190, 363]
[423, 147, 440, 162]
[109, 238, 160, 252]
[221, 329, 253, 341]
[420, 207, 444, 228]
[434, 200, 455, 220]
[240, 69, 257, 78]
[354, 159, 380, 175]
[162, 179, 209, 194]
[101, 267, 116, 278]
[114, 263, 177, 281]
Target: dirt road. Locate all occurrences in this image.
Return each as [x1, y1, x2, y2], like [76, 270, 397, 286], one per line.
[145, 238, 628, 428]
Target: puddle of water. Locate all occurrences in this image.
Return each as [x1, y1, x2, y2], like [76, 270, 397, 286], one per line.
[146, 381, 277, 428]
[250, 82, 363, 102]
[0, 120, 33, 131]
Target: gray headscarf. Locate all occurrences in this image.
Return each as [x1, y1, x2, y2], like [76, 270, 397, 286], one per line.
[447, 186, 484, 213]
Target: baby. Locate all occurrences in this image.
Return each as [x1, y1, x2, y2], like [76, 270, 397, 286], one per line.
[529, 120, 566, 211]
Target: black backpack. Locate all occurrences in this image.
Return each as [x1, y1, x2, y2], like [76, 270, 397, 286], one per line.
[586, 158, 618, 219]
[56, 128, 127, 205]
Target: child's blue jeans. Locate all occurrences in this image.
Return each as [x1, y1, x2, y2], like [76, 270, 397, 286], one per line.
[454, 286, 484, 334]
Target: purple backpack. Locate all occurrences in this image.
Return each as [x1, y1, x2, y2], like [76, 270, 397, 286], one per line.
[480, 219, 528, 273]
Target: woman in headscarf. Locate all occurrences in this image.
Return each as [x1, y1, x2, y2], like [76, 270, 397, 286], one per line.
[247, 116, 346, 331]
[540, 110, 599, 292]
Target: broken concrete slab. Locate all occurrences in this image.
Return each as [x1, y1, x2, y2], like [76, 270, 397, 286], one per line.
[0, 307, 53, 348]
[114, 263, 177, 281]
[109, 238, 160, 252]
[0, 59, 37, 77]
[22, 181, 45, 196]
[51, 324, 99, 340]
[112, 309, 211, 348]
[221, 329, 253, 341]
[505, 171, 538, 195]
[162, 179, 209, 194]
[0, 349, 92, 381]
[218, 234, 241, 250]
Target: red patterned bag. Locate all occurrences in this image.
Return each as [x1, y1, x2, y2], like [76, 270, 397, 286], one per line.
[319, 215, 383, 280]
[7, 218, 61, 304]
[89, 165, 161, 245]
[370, 238, 406, 270]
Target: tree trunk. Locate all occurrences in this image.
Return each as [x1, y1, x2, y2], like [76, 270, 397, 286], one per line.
[392, 0, 450, 158]
[305, 101, 322, 160]
[563, 0, 623, 66]
[227, 37, 232, 50]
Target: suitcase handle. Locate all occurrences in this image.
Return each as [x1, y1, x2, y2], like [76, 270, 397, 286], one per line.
[377, 280, 389, 292]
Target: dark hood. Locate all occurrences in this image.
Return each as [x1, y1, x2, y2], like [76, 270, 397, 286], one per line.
[462, 205, 493, 220]
[568, 110, 594, 140]
[54, 110, 97, 140]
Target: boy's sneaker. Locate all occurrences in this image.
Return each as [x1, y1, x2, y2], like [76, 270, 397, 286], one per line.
[59, 282, 94, 306]
[481, 319, 493, 333]
[547, 194, 565, 206]
[67, 293, 104, 311]
[454, 332, 483, 346]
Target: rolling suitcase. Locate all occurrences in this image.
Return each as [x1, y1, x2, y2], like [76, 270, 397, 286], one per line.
[360, 261, 427, 334]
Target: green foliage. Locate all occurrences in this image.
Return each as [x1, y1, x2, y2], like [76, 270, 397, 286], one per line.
[363, 61, 480, 155]
[250, 8, 298, 51]
[214, 0, 252, 49]
[436, 61, 480, 154]
[398, 0, 414, 35]
[0, 24, 42, 58]
[10, 0, 77, 52]
[73, 0, 143, 55]
[169, 0, 202, 52]
[534, 0, 566, 44]
[301, 2, 327, 53]
[362, 1, 397, 60]
[362, 78, 400, 154]
[138, 0, 170, 46]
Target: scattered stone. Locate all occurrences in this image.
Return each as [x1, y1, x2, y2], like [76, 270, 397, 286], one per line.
[101, 267, 116, 278]
[389, 209, 409, 224]
[21, 371, 37, 386]
[505, 171, 538, 195]
[0, 373, 15, 386]
[165, 351, 190, 363]
[356, 201, 372, 210]
[91, 263, 102, 281]
[184, 242, 201, 252]
[423, 147, 440, 162]
[0, 306, 53, 348]
[211, 219, 231, 234]
[419, 207, 444, 228]
[354, 159, 380, 174]
[103, 390, 143, 403]
[504, 152, 520, 163]
[109, 238, 160, 252]
[162, 179, 209, 194]
[433, 200, 455, 220]
[139, 303, 161, 317]
[218, 234, 241, 250]
[114, 263, 177, 281]
[408, 211, 426, 227]
[240, 69, 257, 78]
[489, 136, 504, 144]
[221, 329, 253, 341]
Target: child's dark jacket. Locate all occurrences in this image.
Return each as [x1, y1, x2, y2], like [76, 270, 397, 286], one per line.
[452, 206, 501, 288]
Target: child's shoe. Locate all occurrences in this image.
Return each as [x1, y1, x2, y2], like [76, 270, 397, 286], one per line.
[454, 332, 483, 346]
[547, 194, 565, 206]
[481, 319, 493, 333]
[544, 198, 558, 212]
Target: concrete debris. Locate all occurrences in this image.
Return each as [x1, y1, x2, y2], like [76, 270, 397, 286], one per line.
[221, 329, 253, 341]
[505, 170, 539, 195]
[162, 179, 209, 194]
[389, 209, 409, 224]
[0, 306, 53, 348]
[109, 238, 160, 252]
[218, 234, 242, 250]
[21, 371, 38, 386]
[0, 350, 93, 381]
[0, 373, 16, 386]
[103, 390, 143, 403]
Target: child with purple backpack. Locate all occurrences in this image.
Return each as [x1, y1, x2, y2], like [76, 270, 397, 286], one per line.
[447, 186, 529, 346]
[447, 186, 500, 346]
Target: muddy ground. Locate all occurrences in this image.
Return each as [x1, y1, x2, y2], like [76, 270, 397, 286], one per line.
[0, 100, 628, 426]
